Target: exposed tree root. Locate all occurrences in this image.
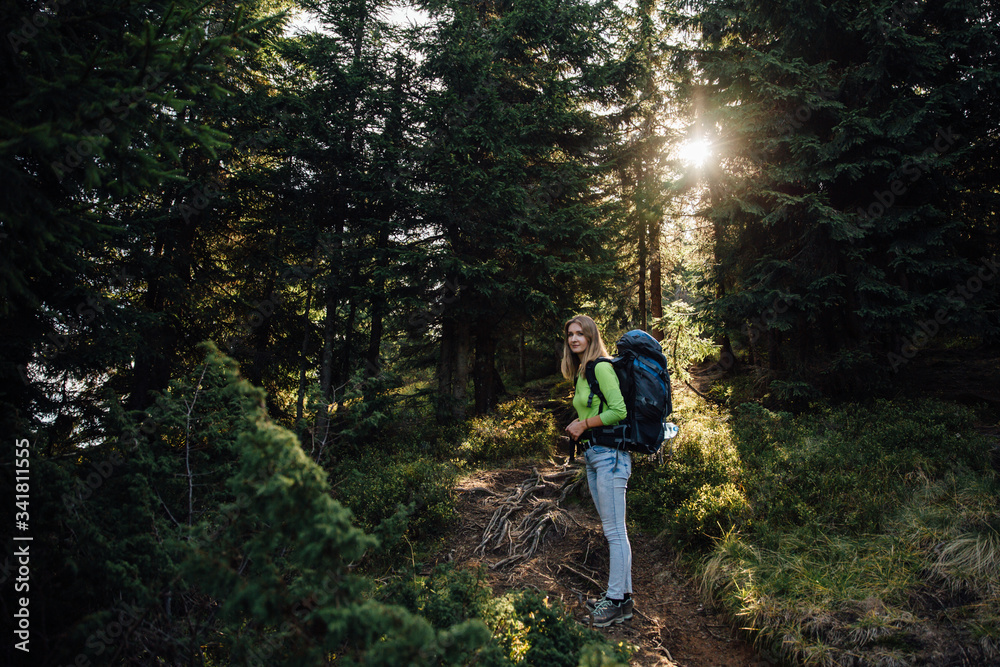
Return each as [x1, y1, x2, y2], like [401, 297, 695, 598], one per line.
[446, 460, 761, 666]
[475, 465, 585, 570]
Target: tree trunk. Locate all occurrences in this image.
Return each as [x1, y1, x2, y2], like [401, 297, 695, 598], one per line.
[719, 334, 737, 372]
[768, 330, 782, 373]
[649, 213, 663, 341]
[473, 319, 504, 414]
[437, 313, 471, 423]
[519, 328, 526, 385]
[366, 229, 388, 375]
[128, 235, 167, 411]
[129, 205, 182, 411]
[246, 225, 285, 390]
[319, 283, 337, 403]
[638, 216, 647, 331]
[452, 317, 471, 421]
[437, 317, 455, 422]
[296, 268, 316, 422]
[340, 265, 359, 383]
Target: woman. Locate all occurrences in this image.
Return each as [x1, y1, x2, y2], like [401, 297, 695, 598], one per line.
[561, 314, 633, 627]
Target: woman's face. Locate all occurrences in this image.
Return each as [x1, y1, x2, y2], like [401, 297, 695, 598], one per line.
[567, 322, 589, 356]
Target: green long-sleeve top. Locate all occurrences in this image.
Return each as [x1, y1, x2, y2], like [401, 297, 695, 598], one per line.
[572, 361, 627, 426]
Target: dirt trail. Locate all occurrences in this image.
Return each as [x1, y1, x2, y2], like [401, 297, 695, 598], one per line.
[431, 459, 766, 667]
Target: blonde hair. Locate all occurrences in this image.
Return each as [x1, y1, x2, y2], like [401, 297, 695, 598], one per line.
[560, 315, 612, 380]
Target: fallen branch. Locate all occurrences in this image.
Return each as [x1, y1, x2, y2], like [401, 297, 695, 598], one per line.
[556, 562, 604, 591]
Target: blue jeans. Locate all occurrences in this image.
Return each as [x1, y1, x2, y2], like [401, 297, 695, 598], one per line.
[584, 444, 632, 599]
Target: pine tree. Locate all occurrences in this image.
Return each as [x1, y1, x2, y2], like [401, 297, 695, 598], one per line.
[413, 0, 627, 419]
[22, 344, 493, 664]
[272, 0, 416, 450]
[608, 0, 674, 340]
[673, 0, 1000, 399]
[0, 0, 288, 437]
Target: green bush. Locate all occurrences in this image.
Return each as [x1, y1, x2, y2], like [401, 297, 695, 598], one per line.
[629, 396, 740, 541]
[368, 396, 471, 461]
[379, 564, 494, 630]
[331, 393, 559, 568]
[335, 451, 459, 547]
[380, 565, 632, 666]
[458, 397, 557, 464]
[673, 482, 749, 547]
[486, 590, 631, 667]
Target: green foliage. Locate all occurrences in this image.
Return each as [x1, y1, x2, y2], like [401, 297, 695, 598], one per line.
[175, 351, 496, 666]
[630, 392, 742, 545]
[653, 298, 720, 385]
[701, 529, 927, 665]
[731, 399, 989, 536]
[671, 0, 1000, 397]
[1, 0, 263, 307]
[23, 343, 279, 663]
[674, 390, 1000, 665]
[413, 0, 630, 417]
[899, 472, 1000, 602]
[329, 393, 561, 571]
[358, 380, 470, 462]
[335, 452, 459, 548]
[700, 470, 1000, 666]
[13, 0, 1000, 665]
[22, 347, 510, 665]
[380, 565, 494, 630]
[458, 398, 558, 464]
[379, 565, 631, 667]
[485, 591, 631, 667]
[674, 482, 750, 548]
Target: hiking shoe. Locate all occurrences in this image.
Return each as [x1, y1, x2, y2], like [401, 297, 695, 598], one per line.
[586, 595, 633, 620]
[590, 598, 628, 628]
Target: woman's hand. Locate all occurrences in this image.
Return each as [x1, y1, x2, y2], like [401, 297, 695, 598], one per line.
[565, 419, 588, 442]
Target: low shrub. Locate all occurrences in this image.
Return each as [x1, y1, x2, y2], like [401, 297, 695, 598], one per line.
[334, 451, 459, 552]
[673, 482, 749, 548]
[629, 390, 741, 544]
[379, 564, 494, 630]
[458, 397, 557, 464]
[379, 564, 632, 666]
[492, 590, 631, 667]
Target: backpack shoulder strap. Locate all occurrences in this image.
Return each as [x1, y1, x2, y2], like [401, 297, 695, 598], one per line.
[584, 357, 613, 411]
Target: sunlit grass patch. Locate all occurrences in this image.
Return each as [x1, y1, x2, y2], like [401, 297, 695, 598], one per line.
[899, 473, 1000, 599]
[659, 389, 1000, 664]
[630, 386, 746, 545]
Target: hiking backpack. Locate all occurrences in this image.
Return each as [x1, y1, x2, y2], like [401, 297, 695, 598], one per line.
[584, 329, 672, 456]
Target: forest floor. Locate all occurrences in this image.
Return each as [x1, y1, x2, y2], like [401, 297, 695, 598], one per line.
[429, 458, 764, 667]
[429, 378, 767, 667]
